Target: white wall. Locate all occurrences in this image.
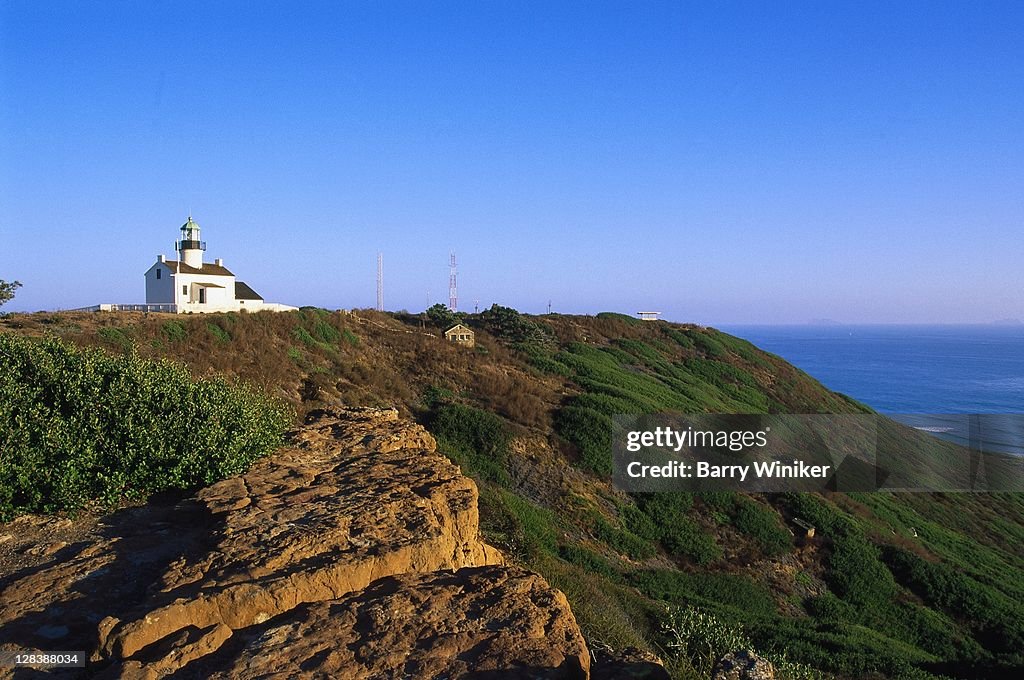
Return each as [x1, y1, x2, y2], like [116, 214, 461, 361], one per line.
[143, 259, 294, 313]
[175, 271, 238, 312]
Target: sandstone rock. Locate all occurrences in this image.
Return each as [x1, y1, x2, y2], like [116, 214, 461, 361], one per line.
[712, 650, 776, 680]
[2, 407, 596, 679]
[98, 407, 504, 662]
[591, 647, 671, 680]
[200, 566, 589, 680]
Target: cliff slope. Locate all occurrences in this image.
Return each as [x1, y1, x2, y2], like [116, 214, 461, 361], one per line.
[4, 308, 1023, 678]
[0, 408, 594, 679]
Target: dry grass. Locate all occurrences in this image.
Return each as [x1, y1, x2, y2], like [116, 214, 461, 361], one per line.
[0, 309, 561, 429]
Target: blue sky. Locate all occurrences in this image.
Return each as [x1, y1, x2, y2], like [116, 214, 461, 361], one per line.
[1, 1, 1022, 323]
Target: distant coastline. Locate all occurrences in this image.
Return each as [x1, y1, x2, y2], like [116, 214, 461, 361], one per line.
[722, 324, 1024, 455]
[719, 324, 1024, 414]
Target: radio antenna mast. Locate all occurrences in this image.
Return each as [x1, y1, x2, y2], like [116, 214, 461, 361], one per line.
[449, 252, 458, 311]
[376, 253, 384, 312]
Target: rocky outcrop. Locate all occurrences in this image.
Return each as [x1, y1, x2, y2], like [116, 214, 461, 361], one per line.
[198, 566, 588, 680]
[712, 650, 776, 680]
[0, 408, 590, 679]
[590, 647, 672, 680]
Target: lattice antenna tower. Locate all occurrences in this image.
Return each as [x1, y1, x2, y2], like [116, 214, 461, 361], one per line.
[449, 252, 458, 311]
[376, 253, 384, 312]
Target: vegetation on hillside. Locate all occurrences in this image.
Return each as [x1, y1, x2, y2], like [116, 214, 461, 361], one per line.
[2, 307, 1022, 679]
[0, 333, 290, 520]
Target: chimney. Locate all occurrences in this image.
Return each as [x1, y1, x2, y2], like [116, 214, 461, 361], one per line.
[157, 254, 165, 263]
[215, 258, 223, 267]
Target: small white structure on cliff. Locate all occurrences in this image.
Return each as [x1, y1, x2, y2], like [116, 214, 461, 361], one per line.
[142, 217, 296, 314]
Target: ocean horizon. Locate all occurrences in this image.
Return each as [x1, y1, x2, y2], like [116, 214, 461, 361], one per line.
[720, 324, 1024, 456]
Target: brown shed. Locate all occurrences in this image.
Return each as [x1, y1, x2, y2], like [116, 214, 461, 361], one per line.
[444, 323, 475, 348]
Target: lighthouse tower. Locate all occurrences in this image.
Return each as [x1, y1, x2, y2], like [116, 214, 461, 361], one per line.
[175, 216, 206, 268]
[144, 215, 297, 313]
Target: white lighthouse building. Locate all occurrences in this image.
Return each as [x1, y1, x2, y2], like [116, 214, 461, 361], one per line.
[143, 217, 296, 314]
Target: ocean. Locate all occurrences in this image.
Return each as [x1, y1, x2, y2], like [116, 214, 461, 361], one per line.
[719, 325, 1024, 456]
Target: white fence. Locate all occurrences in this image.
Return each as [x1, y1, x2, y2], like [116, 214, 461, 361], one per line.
[67, 304, 178, 313]
[65, 303, 298, 314]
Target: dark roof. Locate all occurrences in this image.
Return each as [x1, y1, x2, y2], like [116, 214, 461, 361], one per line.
[235, 281, 263, 301]
[158, 260, 234, 276]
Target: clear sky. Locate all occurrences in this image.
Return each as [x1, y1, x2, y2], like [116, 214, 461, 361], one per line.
[1, 1, 1022, 323]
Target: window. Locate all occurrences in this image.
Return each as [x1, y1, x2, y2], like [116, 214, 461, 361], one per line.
[182, 285, 188, 295]
[156, 269, 161, 280]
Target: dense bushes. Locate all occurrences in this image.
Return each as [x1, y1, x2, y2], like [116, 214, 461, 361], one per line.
[430, 403, 512, 484]
[591, 514, 656, 560]
[631, 569, 778, 618]
[704, 494, 793, 556]
[478, 486, 559, 559]
[553, 406, 613, 475]
[883, 545, 1024, 656]
[632, 493, 723, 564]
[424, 303, 462, 329]
[478, 304, 555, 350]
[828, 532, 898, 611]
[0, 333, 291, 520]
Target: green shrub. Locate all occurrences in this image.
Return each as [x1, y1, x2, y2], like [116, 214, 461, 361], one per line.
[207, 322, 231, 344]
[478, 304, 555, 354]
[805, 593, 852, 622]
[425, 303, 461, 329]
[631, 493, 721, 564]
[313, 318, 340, 343]
[430, 403, 511, 485]
[595, 311, 642, 326]
[292, 326, 317, 347]
[621, 504, 659, 541]
[97, 326, 133, 350]
[828, 533, 897, 612]
[663, 328, 695, 350]
[479, 486, 559, 559]
[554, 406, 613, 475]
[0, 334, 291, 520]
[632, 569, 777, 617]
[688, 331, 728, 359]
[636, 492, 694, 524]
[662, 516, 723, 564]
[341, 329, 359, 346]
[780, 493, 855, 537]
[422, 385, 456, 408]
[731, 496, 793, 556]
[160, 320, 187, 343]
[700, 492, 735, 511]
[883, 545, 1024, 655]
[559, 543, 618, 579]
[592, 515, 656, 560]
[661, 605, 752, 678]
[528, 354, 572, 376]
